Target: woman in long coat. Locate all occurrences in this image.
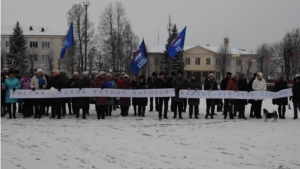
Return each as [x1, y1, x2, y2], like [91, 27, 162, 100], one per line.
[94, 71, 108, 120]
[135, 75, 148, 117]
[204, 73, 218, 119]
[5, 69, 21, 119]
[119, 75, 131, 116]
[273, 76, 288, 119]
[106, 73, 116, 116]
[237, 73, 248, 119]
[186, 73, 202, 119]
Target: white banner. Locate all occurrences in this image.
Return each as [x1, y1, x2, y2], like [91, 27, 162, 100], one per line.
[9, 88, 175, 99]
[179, 89, 293, 99]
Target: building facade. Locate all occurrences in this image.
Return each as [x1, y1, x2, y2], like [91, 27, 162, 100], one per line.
[1, 25, 65, 74]
[146, 41, 258, 83]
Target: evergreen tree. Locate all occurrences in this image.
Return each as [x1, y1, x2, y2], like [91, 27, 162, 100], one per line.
[6, 21, 28, 74]
[163, 24, 184, 75]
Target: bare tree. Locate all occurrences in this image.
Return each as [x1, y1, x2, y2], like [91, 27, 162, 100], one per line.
[256, 43, 272, 79]
[216, 44, 232, 79]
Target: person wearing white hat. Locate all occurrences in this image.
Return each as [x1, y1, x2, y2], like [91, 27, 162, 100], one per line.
[252, 72, 266, 119]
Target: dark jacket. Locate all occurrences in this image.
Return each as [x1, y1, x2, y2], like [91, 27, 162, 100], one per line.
[135, 81, 148, 106]
[47, 75, 64, 104]
[72, 79, 92, 107]
[187, 79, 202, 105]
[154, 77, 172, 89]
[220, 77, 230, 90]
[237, 78, 248, 105]
[119, 80, 132, 107]
[248, 77, 256, 104]
[292, 77, 300, 103]
[273, 80, 288, 105]
[132, 79, 139, 105]
[147, 77, 157, 89]
[67, 77, 79, 88]
[172, 77, 186, 102]
[204, 79, 218, 105]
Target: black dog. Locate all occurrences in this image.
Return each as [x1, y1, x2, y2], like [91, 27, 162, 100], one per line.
[263, 109, 278, 122]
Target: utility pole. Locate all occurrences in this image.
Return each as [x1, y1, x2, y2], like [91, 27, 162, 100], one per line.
[83, 1, 89, 71]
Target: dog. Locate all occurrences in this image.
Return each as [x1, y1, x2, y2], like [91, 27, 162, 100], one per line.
[263, 109, 278, 122]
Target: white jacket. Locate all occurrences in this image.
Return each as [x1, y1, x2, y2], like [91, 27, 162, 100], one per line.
[30, 76, 47, 90]
[252, 77, 266, 91]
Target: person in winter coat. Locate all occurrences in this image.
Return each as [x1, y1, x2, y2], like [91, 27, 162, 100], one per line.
[117, 72, 125, 88]
[252, 72, 266, 119]
[291, 75, 300, 119]
[106, 73, 117, 116]
[273, 76, 288, 119]
[225, 74, 239, 119]
[187, 73, 202, 119]
[155, 71, 173, 119]
[30, 68, 47, 118]
[5, 69, 21, 119]
[169, 72, 176, 112]
[147, 72, 158, 112]
[248, 73, 257, 118]
[20, 71, 33, 118]
[204, 73, 218, 119]
[132, 74, 140, 116]
[237, 73, 248, 119]
[119, 74, 132, 116]
[220, 72, 232, 116]
[135, 75, 148, 117]
[172, 70, 186, 119]
[67, 72, 80, 115]
[47, 69, 65, 119]
[60, 70, 70, 117]
[94, 71, 108, 119]
[72, 73, 92, 119]
[1, 72, 7, 117]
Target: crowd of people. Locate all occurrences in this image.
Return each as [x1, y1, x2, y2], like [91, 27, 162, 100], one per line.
[1, 68, 300, 120]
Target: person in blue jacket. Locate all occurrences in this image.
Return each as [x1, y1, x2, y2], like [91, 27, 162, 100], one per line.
[5, 69, 21, 119]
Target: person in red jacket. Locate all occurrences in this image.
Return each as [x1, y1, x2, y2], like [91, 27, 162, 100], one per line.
[119, 74, 132, 116]
[224, 74, 239, 119]
[94, 71, 108, 120]
[117, 72, 125, 88]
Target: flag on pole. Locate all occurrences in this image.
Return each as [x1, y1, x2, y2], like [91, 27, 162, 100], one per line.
[167, 26, 187, 58]
[130, 39, 149, 75]
[60, 22, 74, 59]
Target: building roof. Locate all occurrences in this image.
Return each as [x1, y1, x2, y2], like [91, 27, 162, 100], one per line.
[147, 45, 255, 55]
[1, 25, 65, 36]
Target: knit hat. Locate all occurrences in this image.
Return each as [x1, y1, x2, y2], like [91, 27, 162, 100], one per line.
[209, 73, 215, 77]
[226, 72, 232, 75]
[257, 72, 263, 77]
[80, 73, 88, 78]
[177, 70, 183, 75]
[152, 72, 157, 76]
[23, 71, 31, 76]
[52, 69, 59, 75]
[37, 68, 43, 73]
[106, 73, 112, 77]
[232, 74, 239, 81]
[159, 71, 165, 76]
[123, 74, 129, 78]
[99, 71, 106, 76]
[73, 72, 79, 76]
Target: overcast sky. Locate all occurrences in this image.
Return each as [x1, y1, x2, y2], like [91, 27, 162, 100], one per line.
[1, 0, 300, 51]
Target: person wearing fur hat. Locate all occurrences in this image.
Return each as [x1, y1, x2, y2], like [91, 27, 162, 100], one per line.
[172, 70, 186, 119]
[224, 74, 239, 120]
[4, 69, 21, 119]
[119, 74, 132, 116]
[252, 72, 266, 119]
[147, 72, 158, 112]
[30, 68, 47, 118]
[273, 75, 288, 119]
[106, 73, 117, 116]
[204, 73, 218, 119]
[47, 69, 65, 119]
[132, 74, 140, 116]
[20, 71, 33, 118]
[94, 71, 108, 119]
[72, 73, 92, 119]
[187, 73, 202, 119]
[291, 75, 300, 119]
[248, 73, 257, 118]
[135, 75, 148, 117]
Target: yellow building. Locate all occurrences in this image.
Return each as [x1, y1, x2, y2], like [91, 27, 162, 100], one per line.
[147, 40, 258, 82]
[1, 25, 65, 74]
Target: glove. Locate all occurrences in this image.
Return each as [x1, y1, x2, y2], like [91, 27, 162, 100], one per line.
[101, 86, 105, 90]
[39, 85, 43, 89]
[32, 88, 35, 91]
[58, 88, 61, 92]
[13, 88, 16, 91]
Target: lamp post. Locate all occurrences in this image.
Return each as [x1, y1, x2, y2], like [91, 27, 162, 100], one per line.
[83, 1, 89, 71]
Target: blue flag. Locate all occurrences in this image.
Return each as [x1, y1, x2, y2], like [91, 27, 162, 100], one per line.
[167, 26, 187, 58]
[60, 22, 74, 59]
[130, 40, 149, 75]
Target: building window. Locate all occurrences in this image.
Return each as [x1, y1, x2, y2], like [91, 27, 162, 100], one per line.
[6, 41, 9, 48]
[42, 42, 50, 48]
[30, 55, 38, 61]
[216, 72, 220, 80]
[202, 72, 207, 78]
[30, 41, 38, 48]
[185, 58, 190, 65]
[42, 55, 49, 62]
[237, 58, 241, 65]
[195, 58, 200, 65]
[206, 58, 211, 65]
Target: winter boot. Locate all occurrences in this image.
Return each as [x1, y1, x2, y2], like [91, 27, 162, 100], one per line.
[13, 112, 16, 119]
[9, 113, 12, 119]
[189, 114, 192, 119]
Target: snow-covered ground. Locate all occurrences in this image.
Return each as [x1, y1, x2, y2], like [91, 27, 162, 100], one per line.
[1, 99, 300, 169]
